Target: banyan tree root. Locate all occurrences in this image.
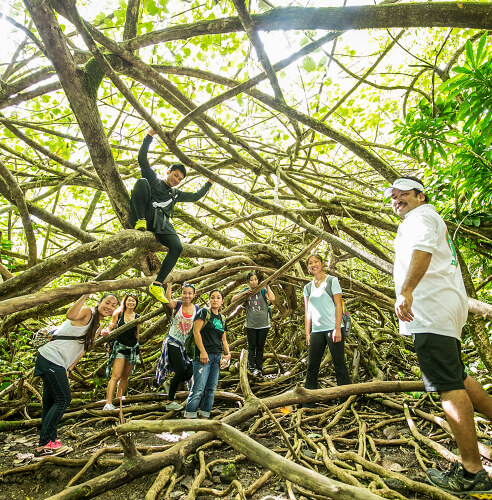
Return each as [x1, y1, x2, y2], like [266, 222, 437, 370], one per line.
[116, 418, 386, 500]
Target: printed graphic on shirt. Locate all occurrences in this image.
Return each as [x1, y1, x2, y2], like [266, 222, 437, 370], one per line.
[212, 317, 225, 332]
[445, 230, 458, 267]
[177, 316, 193, 335]
[247, 294, 261, 313]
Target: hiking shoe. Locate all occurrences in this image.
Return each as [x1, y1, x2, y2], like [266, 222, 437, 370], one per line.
[103, 403, 117, 411]
[426, 462, 492, 496]
[134, 219, 147, 231]
[166, 401, 183, 411]
[148, 283, 169, 304]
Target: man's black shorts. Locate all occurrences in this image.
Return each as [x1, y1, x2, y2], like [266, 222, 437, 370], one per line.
[413, 333, 467, 392]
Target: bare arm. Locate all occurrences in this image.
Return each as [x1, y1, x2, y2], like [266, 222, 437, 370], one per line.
[304, 295, 312, 345]
[231, 289, 249, 303]
[221, 332, 231, 368]
[165, 283, 178, 310]
[395, 249, 432, 322]
[66, 295, 92, 326]
[193, 319, 208, 364]
[266, 285, 275, 302]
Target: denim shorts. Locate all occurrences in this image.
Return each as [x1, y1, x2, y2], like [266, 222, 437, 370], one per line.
[413, 333, 467, 392]
[115, 352, 131, 360]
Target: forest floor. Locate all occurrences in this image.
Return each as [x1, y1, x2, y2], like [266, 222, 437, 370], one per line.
[0, 391, 474, 500]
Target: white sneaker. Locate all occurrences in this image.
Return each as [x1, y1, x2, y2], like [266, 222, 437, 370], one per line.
[165, 401, 182, 411]
[103, 403, 117, 411]
[162, 380, 170, 395]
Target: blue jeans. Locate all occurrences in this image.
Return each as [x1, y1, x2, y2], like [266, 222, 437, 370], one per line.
[184, 353, 221, 418]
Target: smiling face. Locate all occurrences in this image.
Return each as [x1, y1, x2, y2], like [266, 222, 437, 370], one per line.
[124, 295, 137, 310]
[248, 274, 259, 288]
[165, 169, 185, 187]
[307, 255, 323, 275]
[209, 291, 224, 310]
[181, 285, 196, 304]
[391, 188, 425, 218]
[98, 295, 118, 317]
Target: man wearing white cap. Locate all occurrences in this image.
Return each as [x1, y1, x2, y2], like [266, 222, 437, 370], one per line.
[387, 175, 492, 495]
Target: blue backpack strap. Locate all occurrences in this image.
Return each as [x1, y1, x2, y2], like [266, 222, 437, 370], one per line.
[173, 300, 182, 317]
[260, 288, 267, 303]
[324, 276, 335, 302]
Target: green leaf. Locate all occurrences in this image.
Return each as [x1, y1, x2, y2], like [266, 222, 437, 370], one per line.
[302, 56, 316, 73]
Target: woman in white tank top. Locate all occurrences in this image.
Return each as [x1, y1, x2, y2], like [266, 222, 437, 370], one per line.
[33, 293, 118, 459]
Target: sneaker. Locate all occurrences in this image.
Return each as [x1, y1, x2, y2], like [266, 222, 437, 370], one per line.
[134, 219, 147, 231]
[162, 380, 171, 395]
[426, 462, 492, 496]
[33, 441, 71, 460]
[103, 403, 117, 411]
[165, 401, 183, 411]
[148, 283, 169, 304]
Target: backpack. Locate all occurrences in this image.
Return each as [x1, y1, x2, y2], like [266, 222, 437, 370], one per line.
[305, 277, 352, 337]
[185, 309, 226, 359]
[32, 326, 85, 348]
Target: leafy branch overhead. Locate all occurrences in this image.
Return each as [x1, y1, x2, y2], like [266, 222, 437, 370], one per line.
[0, 1, 491, 497]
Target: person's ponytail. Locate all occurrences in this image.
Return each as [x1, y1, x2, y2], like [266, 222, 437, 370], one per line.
[82, 308, 100, 350]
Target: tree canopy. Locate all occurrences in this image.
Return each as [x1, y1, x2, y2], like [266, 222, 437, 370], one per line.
[0, 0, 491, 498]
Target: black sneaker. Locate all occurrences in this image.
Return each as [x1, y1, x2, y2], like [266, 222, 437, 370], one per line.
[426, 462, 492, 496]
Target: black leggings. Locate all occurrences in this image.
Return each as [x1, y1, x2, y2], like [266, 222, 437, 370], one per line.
[168, 344, 193, 401]
[129, 178, 183, 283]
[246, 327, 269, 370]
[35, 355, 71, 446]
[305, 331, 351, 389]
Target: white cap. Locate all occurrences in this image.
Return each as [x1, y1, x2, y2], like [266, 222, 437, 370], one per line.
[383, 178, 425, 198]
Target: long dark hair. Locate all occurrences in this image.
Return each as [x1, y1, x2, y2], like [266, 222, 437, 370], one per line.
[116, 293, 139, 315]
[81, 293, 118, 350]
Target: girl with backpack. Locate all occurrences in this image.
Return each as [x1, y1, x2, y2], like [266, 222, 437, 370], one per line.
[103, 294, 140, 411]
[231, 271, 275, 377]
[155, 282, 198, 411]
[303, 254, 350, 406]
[184, 289, 231, 419]
[33, 293, 118, 459]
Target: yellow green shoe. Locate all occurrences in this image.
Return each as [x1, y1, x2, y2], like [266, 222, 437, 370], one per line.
[148, 283, 169, 304]
[134, 219, 147, 231]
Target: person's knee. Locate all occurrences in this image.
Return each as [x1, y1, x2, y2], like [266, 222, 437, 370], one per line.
[134, 178, 150, 190]
[171, 239, 183, 256]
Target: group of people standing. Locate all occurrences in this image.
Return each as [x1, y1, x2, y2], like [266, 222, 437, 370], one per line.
[29, 128, 492, 497]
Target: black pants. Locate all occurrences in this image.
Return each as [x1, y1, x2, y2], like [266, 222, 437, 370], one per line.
[305, 331, 351, 389]
[168, 344, 193, 401]
[246, 327, 269, 370]
[34, 354, 71, 446]
[129, 178, 183, 283]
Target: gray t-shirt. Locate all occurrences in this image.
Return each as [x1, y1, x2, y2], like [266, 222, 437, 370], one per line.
[244, 289, 270, 329]
[38, 319, 88, 369]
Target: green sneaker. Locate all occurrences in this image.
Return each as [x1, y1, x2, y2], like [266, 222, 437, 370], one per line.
[148, 283, 169, 304]
[426, 462, 492, 497]
[165, 401, 182, 411]
[134, 219, 147, 231]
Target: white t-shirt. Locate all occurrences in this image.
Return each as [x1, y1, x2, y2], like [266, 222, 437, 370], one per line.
[393, 204, 467, 339]
[303, 276, 342, 333]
